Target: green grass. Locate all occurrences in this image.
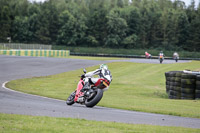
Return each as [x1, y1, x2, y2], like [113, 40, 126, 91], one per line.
[6, 60, 200, 118]
[0, 113, 199, 133]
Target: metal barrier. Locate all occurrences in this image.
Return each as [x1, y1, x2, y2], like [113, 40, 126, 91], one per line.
[0, 50, 70, 57]
[70, 52, 200, 60]
[0, 43, 52, 50]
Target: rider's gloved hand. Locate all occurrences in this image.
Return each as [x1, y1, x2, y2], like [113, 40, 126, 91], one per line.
[81, 74, 85, 79]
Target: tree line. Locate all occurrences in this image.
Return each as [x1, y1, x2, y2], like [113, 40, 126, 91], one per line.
[0, 0, 200, 51]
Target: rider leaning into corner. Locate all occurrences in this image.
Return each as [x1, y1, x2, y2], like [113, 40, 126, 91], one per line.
[159, 51, 165, 56]
[145, 51, 151, 59]
[82, 64, 112, 91]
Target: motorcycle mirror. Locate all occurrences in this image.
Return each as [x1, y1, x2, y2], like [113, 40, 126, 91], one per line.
[83, 68, 87, 73]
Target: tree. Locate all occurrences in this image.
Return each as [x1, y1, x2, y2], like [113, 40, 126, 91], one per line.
[27, 3, 41, 43]
[47, 0, 60, 44]
[34, 2, 51, 44]
[57, 10, 87, 46]
[117, 0, 124, 8]
[86, 0, 108, 46]
[119, 7, 141, 48]
[122, 34, 139, 48]
[12, 16, 31, 43]
[176, 11, 190, 49]
[186, 8, 200, 51]
[126, 7, 141, 36]
[160, 9, 178, 50]
[57, 10, 76, 45]
[186, 0, 196, 24]
[0, 6, 11, 42]
[104, 8, 128, 47]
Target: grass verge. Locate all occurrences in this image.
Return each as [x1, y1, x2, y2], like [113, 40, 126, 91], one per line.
[6, 60, 200, 118]
[0, 113, 199, 133]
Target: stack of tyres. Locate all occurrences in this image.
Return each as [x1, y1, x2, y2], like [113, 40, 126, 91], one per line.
[173, 71, 182, 99]
[181, 73, 196, 100]
[196, 75, 200, 99]
[165, 71, 171, 94]
[165, 71, 182, 99]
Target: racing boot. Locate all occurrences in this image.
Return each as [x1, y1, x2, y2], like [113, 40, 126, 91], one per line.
[81, 82, 90, 92]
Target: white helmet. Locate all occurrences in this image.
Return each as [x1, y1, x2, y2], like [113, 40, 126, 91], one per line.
[100, 64, 108, 70]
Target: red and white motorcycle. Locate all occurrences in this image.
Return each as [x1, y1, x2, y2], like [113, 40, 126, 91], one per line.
[66, 69, 111, 108]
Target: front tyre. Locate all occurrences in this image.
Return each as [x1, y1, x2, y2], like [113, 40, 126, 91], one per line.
[66, 91, 76, 105]
[160, 58, 163, 64]
[85, 89, 103, 108]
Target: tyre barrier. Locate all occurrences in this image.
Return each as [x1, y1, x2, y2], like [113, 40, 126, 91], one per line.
[165, 71, 200, 100]
[196, 75, 200, 99]
[165, 71, 183, 99]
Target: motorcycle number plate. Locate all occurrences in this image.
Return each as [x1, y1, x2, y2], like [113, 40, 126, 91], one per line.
[103, 81, 108, 87]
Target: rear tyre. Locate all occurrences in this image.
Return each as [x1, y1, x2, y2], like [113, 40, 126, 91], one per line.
[85, 89, 103, 108]
[66, 91, 76, 105]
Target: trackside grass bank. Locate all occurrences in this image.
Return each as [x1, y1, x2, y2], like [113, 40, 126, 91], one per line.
[0, 113, 199, 133]
[6, 60, 200, 118]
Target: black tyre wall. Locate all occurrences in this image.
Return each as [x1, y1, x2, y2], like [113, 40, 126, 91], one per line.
[165, 71, 182, 99]
[165, 71, 200, 100]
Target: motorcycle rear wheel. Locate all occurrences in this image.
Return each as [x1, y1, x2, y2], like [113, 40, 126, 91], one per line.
[66, 91, 76, 105]
[85, 89, 103, 108]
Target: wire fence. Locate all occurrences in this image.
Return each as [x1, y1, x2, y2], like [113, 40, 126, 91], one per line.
[0, 43, 52, 50]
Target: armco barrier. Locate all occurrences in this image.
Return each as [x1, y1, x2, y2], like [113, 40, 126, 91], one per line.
[0, 50, 70, 57]
[70, 52, 200, 60]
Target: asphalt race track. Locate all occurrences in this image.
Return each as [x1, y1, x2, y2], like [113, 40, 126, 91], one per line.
[0, 55, 200, 129]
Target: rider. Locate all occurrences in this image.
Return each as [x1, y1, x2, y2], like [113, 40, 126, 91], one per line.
[82, 64, 112, 91]
[159, 51, 165, 58]
[145, 51, 151, 59]
[173, 52, 179, 59]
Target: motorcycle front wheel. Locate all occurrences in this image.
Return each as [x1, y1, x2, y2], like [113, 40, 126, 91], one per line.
[160, 59, 163, 64]
[66, 91, 76, 105]
[85, 89, 103, 108]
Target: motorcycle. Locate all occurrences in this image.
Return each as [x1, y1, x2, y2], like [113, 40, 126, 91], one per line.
[173, 56, 179, 62]
[145, 54, 152, 59]
[66, 69, 110, 108]
[159, 55, 164, 64]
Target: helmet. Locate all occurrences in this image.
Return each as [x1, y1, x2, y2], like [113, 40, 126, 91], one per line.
[100, 64, 108, 70]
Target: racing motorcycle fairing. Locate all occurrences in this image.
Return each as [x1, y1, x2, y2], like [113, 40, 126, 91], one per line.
[73, 78, 110, 102]
[74, 79, 84, 102]
[94, 78, 110, 89]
